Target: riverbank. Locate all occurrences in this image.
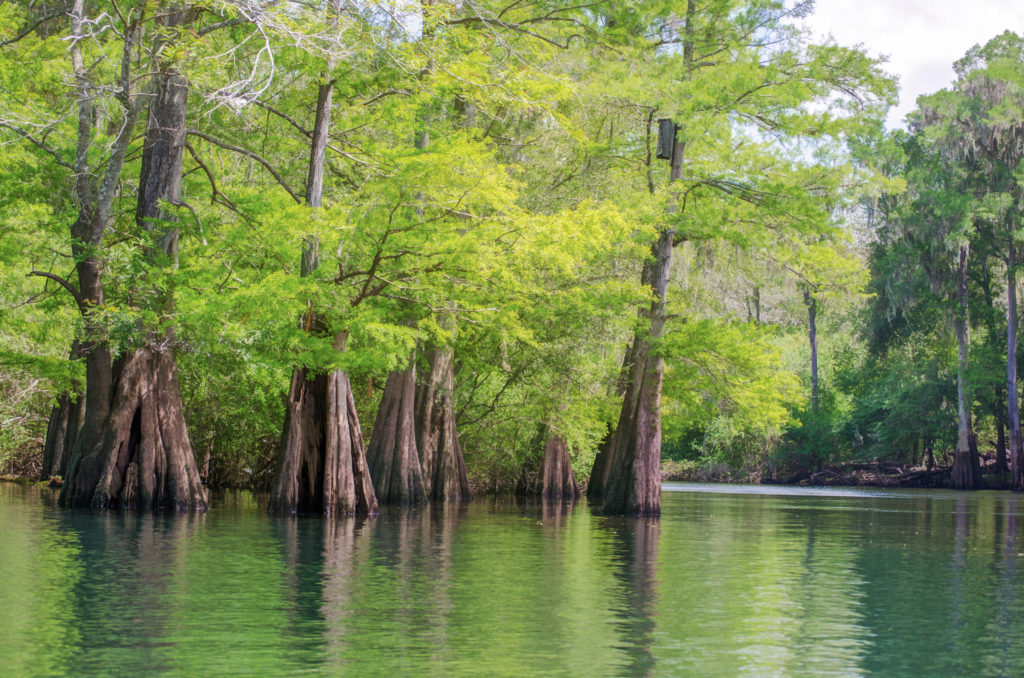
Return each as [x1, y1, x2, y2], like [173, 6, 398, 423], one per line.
[660, 459, 1015, 490]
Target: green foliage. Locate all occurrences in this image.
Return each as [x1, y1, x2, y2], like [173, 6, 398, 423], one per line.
[0, 0, 902, 488]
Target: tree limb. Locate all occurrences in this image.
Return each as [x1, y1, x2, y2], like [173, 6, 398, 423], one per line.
[186, 128, 301, 203]
[0, 6, 70, 48]
[28, 271, 83, 308]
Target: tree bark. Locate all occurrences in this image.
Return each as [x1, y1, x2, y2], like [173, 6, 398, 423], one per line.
[596, 128, 682, 516]
[61, 9, 207, 510]
[366, 358, 426, 505]
[601, 228, 673, 516]
[804, 287, 819, 409]
[586, 429, 613, 500]
[414, 346, 471, 502]
[271, 367, 377, 515]
[950, 244, 981, 490]
[60, 346, 207, 510]
[41, 341, 83, 480]
[269, 74, 377, 516]
[542, 433, 580, 501]
[1008, 243, 1022, 491]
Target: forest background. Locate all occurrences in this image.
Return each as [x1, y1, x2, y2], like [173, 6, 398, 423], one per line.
[2, 0, 1021, 499]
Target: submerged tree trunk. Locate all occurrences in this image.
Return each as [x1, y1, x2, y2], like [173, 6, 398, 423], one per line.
[414, 346, 471, 502]
[366, 358, 426, 504]
[41, 342, 83, 480]
[950, 244, 981, 490]
[542, 433, 580, 501]
[1008, 243, 1022, 491]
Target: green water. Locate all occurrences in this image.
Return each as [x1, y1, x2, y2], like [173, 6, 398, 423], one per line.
[2, 482, 1024, 677]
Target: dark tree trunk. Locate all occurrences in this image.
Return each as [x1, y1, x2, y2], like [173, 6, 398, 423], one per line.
[41, 341, 83, 480]
[997, 417, 1009, 476]
[1008, 243, 1023, 491]
[601, 228, 673, 516]
[804, 288, 819, 409]
[366, 359, 426, 504]
[597, 129, 683, 516]
[950, 244, 980, 490]
[60, 346, 207, 510]
[542, 433, 580, 501]
[586, 429, 613, 501]
[414, 347, 471, 501]
[588, 332, 640, 500]
[271, 367, 377, 515]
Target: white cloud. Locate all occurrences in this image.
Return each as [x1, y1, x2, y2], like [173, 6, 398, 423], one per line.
[801, 0, 1024, 128]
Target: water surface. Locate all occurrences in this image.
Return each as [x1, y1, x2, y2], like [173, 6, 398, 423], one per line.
[2, 482, 1023, 676]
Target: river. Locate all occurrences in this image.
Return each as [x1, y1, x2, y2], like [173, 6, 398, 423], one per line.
[2, 481, 1023, 676]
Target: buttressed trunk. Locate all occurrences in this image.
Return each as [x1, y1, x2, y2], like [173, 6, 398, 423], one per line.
[592, 126, 682, 515]
[601, 228, 674, 516]
[269, 79, 378, 516]
[271, 366, 378, 515]
[414, 346, 471, 502]
[60, 347, 207, 510]
[41, 342, 83, 480]
[366, 357, 426, 504]
[62, 11, 207, 510]
[542, 433, 580, 501]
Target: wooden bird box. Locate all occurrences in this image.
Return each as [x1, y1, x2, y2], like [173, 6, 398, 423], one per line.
[656, 119, 676, 159]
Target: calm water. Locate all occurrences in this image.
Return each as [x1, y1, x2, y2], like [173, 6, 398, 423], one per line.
[2, 482, 1024, 677]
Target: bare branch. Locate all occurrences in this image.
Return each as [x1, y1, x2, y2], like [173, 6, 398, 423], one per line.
[28, 271, 83, 308]
[0, 6, 70, 48]
[0, 121, 73, 169]
[186, 128, 302, 203]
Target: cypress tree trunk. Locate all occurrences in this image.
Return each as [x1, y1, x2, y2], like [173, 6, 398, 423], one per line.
[586, 430, 613, 501]
[269, 79, 377, 516]
[414, 346, 471, 502]
[804, 288, 819, 409]
[601, 228, 673, 516]
[1008, 243, 1023, 491]
[366, 357, 426, 504]
[272, 365, 378, 515]
[588, 331, 641, 500]
[61, 8, 207, 510]
[61, 347, 207, 510]
[950, 245, 980, 490]
[542, 433, 580, 501]
[597, 125, 683, 516]
[41, 342, 83, 480]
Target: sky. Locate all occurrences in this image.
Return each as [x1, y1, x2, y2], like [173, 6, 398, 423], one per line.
[801, 0, 1024, 128]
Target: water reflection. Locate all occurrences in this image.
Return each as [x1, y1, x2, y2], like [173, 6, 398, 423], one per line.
[7, 484, 1024, 676]
[604, 516, 659, 676]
